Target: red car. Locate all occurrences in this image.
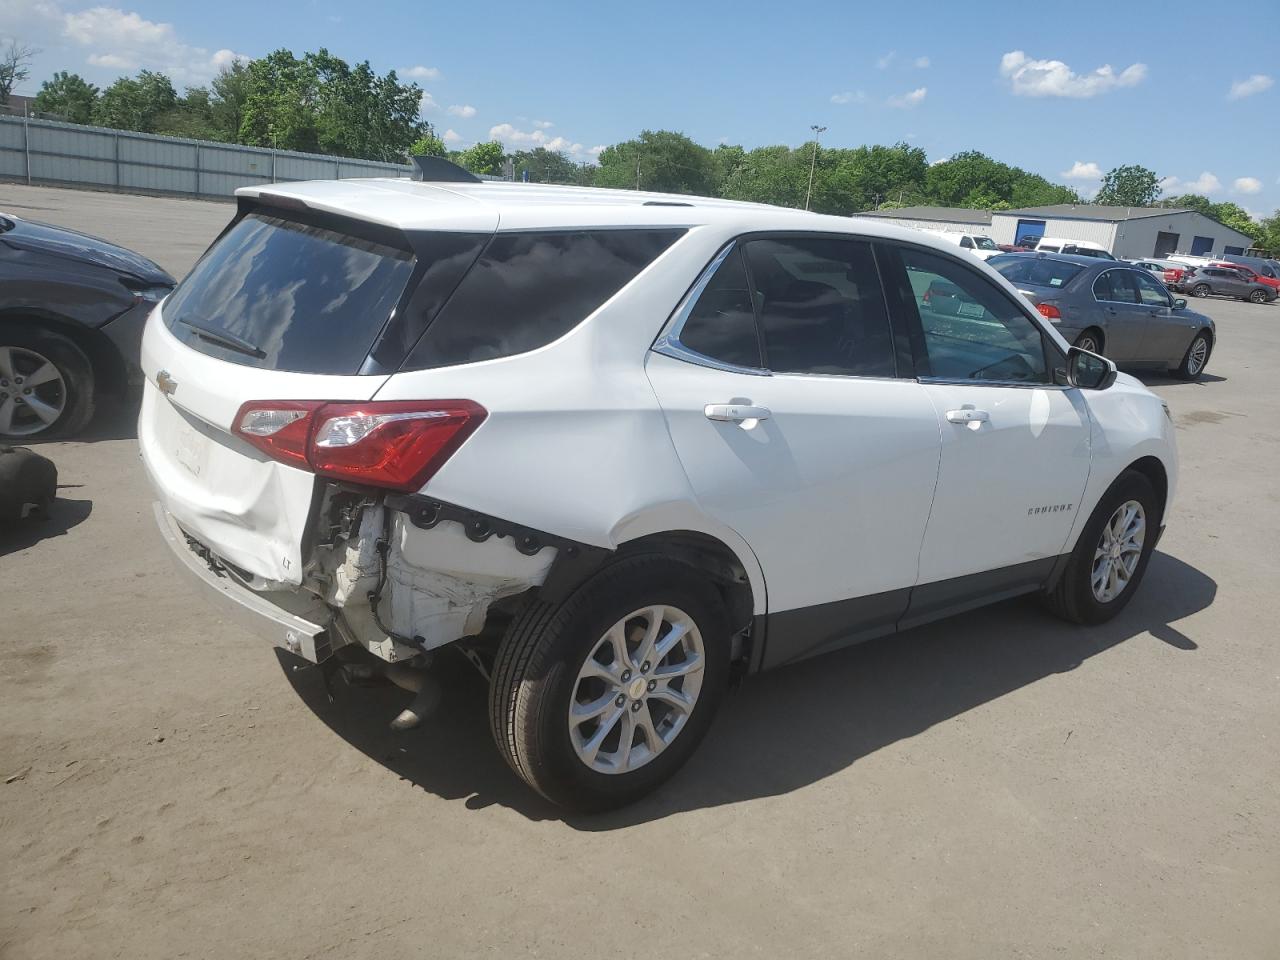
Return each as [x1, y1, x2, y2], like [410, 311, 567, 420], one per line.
[1210, 261, 1280, 294]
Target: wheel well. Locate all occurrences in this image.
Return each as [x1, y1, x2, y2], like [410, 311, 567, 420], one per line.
[1126, 456, 1168, 519]
[0, 312, 127, 397]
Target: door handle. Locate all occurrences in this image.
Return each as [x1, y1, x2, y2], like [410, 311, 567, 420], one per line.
[704, 403, 771, 425]
[946, 408, 990, 424]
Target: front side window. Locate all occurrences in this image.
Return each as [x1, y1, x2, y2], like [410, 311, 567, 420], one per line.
[1132, 270, 1171, 306]
[898, 246, 1050, 384]
[405, 229, 683, 369]
[742, 236, 896, 377]
[973, 236, 999, 250]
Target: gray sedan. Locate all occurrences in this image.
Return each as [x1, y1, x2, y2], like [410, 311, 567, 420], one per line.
[989, 252, 1216, 380]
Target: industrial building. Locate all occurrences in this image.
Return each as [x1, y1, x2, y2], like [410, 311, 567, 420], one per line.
[857, 204, 1256, 259]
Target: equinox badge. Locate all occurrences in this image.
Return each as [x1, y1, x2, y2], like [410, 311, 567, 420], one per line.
[156, 370, 178, 397]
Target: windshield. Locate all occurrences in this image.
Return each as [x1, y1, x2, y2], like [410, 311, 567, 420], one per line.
[989, 255, 1086, 289]
[973, 236, 999, 250]
[163, 212, 415, 374]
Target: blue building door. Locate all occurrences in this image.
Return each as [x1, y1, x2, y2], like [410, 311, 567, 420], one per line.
[1191, 235, 1214, 256]
[1015, 219, 1046, 247]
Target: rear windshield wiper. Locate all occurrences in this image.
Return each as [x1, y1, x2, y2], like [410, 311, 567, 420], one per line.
[178, 317, 266, 359]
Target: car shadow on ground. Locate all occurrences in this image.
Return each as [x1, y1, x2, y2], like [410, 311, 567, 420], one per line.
[19, 396, 140, 447]
[1133, 371, 1227, 387]
[0, 491, 92, 557]
[280, 551, 1216, 828]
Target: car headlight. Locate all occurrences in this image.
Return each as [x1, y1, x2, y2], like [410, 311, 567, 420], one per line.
[132, 284, 173, 302]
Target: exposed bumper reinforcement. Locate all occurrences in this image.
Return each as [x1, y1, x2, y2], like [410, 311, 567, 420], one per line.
[152, 502, 333, 663]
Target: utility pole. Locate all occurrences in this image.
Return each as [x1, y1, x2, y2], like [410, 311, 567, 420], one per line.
[805, 124, 826, 211]
[635, 154, 641, 191]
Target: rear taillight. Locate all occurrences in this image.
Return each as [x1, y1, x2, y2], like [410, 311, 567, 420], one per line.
[232, 400, 486, 492]
[1037, 302, 1062, 320]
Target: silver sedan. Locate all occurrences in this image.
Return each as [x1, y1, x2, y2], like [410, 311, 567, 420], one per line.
[989, 252, 1217, 380]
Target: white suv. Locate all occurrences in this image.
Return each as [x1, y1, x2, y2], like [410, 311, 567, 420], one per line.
[141, 167, 1177, 811]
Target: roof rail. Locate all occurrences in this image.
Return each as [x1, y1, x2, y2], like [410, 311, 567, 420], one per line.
[643, 200, 693, 207]
[411, 155, 482, 184]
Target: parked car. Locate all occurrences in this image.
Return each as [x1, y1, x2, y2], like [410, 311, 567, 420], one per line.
[1182, 265, 1277, 303]
[1032, 237, 1116, 260]
[1127, 259, 1188, 287]
[0, 213, 174, 440]
[1221, 253, 1280, 281]
[921, 229, 1001, 260]
[1207, 261, 1280, 296]
[990, 252, 1216, 378]
[145, 173, 1177, 810]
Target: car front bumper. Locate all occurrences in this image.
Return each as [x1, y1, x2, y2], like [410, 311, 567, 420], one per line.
[152, 502, 334, 663]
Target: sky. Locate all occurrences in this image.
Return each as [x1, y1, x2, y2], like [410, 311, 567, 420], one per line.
[3, 0, 1276, 215]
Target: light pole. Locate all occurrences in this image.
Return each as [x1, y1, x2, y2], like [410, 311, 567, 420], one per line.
[805, 124, 826, 211]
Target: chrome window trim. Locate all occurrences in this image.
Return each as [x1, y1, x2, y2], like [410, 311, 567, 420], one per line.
[919, 376, 1068, 391]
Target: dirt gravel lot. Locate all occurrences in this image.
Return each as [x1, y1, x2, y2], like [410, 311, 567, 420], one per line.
[2, 183, 1278, 960]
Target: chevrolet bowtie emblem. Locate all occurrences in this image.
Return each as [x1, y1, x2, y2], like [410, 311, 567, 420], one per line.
[156, 370, 178, 396]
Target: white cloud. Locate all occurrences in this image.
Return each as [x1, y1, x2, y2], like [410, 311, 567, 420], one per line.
[1000, 50, 1146, 98]
[401, 65, 440, 80]
[533, 119, 554, 129]
[876, 51, 895, 69]
[1061, 160, 1103, 181]
[447, 104, 476, 118]
[1228, 74, 1273, 100]
[489, 122, 595, 161]
[930, 156, 949, 166]
[1233, 176, 1262, 195]
[442, 128, 463, 144]
[1160, 171, 1223, 196]
[0, 1, 248, 85]
[914, 56, 930, 69]
[588, 145, 605, 158]
[830, 90, 866, 104]
[419, 92, 438, 113]
[888, 87, 927, 108]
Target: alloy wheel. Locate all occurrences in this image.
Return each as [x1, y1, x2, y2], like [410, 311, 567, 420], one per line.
[1091, 500, 1146, 603]
[568, 604, 705, 775]
[1077, 335, 1098, 354]
[1193, 284, 1210, 298]
[0, 346, 67, 437]
[1187, 337, 1209, 376]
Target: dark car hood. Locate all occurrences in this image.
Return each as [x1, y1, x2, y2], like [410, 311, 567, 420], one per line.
[0, 214, 174, 286]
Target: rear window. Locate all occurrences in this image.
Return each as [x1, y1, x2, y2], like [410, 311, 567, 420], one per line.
[403, 229, 683, 369]
[163, 212, 415, 374]
[990, 255, 1086, 289]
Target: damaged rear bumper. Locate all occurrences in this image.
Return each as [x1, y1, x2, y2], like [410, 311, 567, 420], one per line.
[152, 502, 334, 663]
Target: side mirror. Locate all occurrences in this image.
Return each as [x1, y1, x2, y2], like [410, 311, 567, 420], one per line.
[1173, 298, 1187, 310]
[1067, 346, 1117, 390]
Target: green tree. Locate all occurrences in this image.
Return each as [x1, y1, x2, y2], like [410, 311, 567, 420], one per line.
[1205, 201, 1262, 242]
[460, 140, 505, 175]
[0, 40, 37, 107]
[239, 49, 426, 161]
[409, 132, 447, 157]
[1094, 164, 1160, 206]
[209, 61, 252, 142]
[510, 147, 580, 183]
[153, 86, 224, 140]
[924, 151, 1017, 207]
[1165, 193, 1214, 217]
[1257, 210, 1280, 256]
[595, 130, 718, 195]
[33, 71, 99, 124]
[720, 145, 807, 208]
[93, 70, 177, 132]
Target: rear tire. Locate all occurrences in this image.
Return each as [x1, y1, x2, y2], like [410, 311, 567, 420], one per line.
[1171, 330, 1212, 380]
[1074, 329, 1104, 355]
[0, 325, 95, 441]
[1043, 470, 1160, 625]
[490, 555, 731, 812]
[1191, 283, 1211, 298]
[1248, 289, 1266, 303]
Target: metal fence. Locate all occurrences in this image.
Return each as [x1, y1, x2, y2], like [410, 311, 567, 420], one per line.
[0, 114, 414, 200]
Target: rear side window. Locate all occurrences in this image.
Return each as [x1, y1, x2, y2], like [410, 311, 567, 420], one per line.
[163, 212, 415, 374]
[1093, 269, 1139, 303]
[677, 247, 762, 369]
[743, 236, 895, 377]
[404, 229, 683, 369]
[991, 255, 1085, 288]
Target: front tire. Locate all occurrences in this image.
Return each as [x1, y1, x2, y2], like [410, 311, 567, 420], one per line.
[490, 555, 731, 811]
[0, 325, 95, 441]
[1171, 330, 1212, 380]
[1043, 470, 1160, 625]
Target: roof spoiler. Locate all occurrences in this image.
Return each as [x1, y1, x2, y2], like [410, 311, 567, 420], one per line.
[411, 155, 481, 184]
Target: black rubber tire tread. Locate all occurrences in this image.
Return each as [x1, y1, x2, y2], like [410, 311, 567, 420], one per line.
[490, 553, 730, 812]
[1248, 289, 1266, 303]
[1043, 469, 1159, 625]
[0, 324, 95, 440]
[1171, 330, 1212, 381]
